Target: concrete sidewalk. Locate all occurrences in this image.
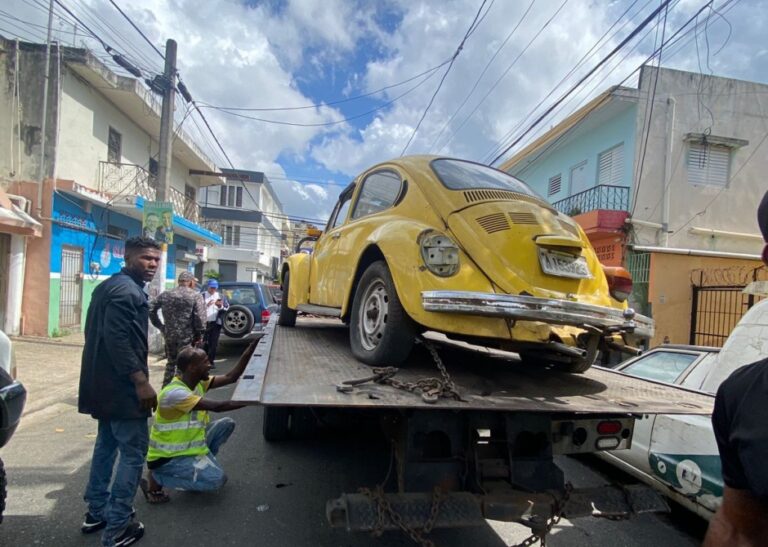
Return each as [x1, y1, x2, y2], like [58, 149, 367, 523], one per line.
[12, 332, 166, 417]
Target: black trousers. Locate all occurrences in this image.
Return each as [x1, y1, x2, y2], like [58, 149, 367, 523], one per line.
[205, 322, 222, 363]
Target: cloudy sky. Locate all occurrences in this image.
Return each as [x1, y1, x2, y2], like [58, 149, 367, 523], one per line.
[3, 0, 766, 224]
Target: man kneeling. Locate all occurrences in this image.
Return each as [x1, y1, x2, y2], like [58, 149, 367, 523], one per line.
[142, 342, 255, 502]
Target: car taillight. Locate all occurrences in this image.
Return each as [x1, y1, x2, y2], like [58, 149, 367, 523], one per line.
[261, 309, 271, 324]
[602, 266, 633, 302]
[597, 420, 622, 435]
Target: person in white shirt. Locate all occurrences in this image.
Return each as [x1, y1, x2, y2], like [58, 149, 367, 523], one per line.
[202, 280, 228, 366]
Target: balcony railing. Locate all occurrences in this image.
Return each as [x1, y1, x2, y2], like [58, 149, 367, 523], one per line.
[169, 187, 201, 224]
[551, 185, 630, 216]
[98, 161, 200, 223]
[99, 161, 157, 202]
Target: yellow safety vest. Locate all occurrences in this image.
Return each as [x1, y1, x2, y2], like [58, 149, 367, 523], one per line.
[147, 378, 210, 461]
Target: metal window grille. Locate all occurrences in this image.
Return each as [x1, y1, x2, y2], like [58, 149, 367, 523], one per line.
[107, 127, 121, 163]
[59, 246, 84, 328]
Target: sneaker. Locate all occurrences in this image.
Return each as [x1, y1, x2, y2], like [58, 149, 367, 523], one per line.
[81, 508, 137, 535]
[114, 521, 145, 547]
[81, 512, 106, 534]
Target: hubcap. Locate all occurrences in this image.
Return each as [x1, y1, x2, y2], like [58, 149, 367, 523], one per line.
[226, 310, 248, 333]
[359, 278, 389, 351]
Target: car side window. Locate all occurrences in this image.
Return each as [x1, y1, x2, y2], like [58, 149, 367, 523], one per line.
[679, 353, 718, 392]
[351, 170, 403, 220]
[327, 188, 354, 230]
[620, 351, 699, 384]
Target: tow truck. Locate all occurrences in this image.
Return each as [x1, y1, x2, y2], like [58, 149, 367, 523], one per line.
[233, 316, 714, 545]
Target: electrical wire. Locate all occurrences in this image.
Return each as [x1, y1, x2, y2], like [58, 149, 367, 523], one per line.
[108, 0, 163, 60]
[399, 0, 491, 156]
[429, 0, 538, 153]
[489, 0, 674, 166]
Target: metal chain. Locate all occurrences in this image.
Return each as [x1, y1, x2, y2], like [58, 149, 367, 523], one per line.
[338, 337, 464, 404]
[359, 485, 444, 547]
[510, 483, 572, 547]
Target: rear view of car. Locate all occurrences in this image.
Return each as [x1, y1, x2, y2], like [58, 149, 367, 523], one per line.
[218, 282, 278, 340]
[0, 331, 26, 523]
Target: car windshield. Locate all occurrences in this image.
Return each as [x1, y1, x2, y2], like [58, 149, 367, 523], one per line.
[621, 351, 699, 384]
[430, 158, 540, 198]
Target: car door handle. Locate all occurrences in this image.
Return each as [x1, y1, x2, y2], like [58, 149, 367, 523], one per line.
[331, 233, 341, 239]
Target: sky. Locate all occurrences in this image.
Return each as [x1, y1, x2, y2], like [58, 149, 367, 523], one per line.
[3, 0, 767, 225]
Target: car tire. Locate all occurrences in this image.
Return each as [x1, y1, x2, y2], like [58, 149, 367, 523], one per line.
[222, 305, 255, 338]
[0, 457, 6, 524]
[350, 260, 416, 366]
[278, 271, 297, 327]
[262, 406, 292, 442]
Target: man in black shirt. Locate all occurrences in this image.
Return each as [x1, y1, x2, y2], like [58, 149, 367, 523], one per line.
[704, 191, 768, 546]
[79, 237, 161, 547]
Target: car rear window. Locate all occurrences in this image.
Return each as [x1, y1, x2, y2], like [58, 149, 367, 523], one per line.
[431, 158, 539, 197]
[222, 287, 258, 305]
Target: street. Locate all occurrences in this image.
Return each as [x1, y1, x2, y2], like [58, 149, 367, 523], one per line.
[0, 341, 708, 547]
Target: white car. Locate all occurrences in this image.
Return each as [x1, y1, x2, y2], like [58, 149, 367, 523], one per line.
[597, 294, 768, 520]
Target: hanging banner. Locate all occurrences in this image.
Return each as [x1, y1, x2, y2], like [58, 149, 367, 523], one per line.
[143, 201, 174, 244]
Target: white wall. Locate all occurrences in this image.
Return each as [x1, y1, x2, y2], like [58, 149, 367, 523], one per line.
[632, 67, 767, 254]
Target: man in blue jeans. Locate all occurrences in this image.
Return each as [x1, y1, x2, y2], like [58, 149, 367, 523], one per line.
[79, 237, 161, 546]
[142, 341, 256, 501]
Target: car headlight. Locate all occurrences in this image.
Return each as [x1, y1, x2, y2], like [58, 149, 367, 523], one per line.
[419, 230, 460, 277]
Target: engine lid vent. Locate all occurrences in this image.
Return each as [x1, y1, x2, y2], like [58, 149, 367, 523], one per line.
[508, 211, 538, 225]
[476, 212, 510, 234]
[463, 189, 544, 206]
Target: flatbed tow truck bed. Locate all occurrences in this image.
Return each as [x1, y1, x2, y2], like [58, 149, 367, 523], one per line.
[233, 318, 712, 415]
[232, 317, 715, 542]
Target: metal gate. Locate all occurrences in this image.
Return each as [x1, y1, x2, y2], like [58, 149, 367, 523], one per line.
[60, 246, 84, 329]
[689, 285, 762, 347]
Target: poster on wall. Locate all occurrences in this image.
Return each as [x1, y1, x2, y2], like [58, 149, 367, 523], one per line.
[143, 201, 174, 244]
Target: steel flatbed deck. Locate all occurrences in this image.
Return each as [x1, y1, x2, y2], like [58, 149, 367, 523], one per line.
[232, 317, 714, 415]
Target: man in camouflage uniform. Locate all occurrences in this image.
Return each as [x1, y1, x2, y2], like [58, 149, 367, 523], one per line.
[149, 271, 207, 386]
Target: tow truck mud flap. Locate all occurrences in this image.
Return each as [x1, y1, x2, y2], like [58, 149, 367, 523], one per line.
[326, 485, 669, 532]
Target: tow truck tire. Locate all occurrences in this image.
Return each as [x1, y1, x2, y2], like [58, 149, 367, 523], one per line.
[278, 271, 297, 327]
[262, 406, 291, 442]
[0, 457, 6, 524]
[350, 260, 416, 366]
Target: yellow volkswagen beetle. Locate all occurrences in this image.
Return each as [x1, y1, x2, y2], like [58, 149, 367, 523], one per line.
[279, 156, 653, 372]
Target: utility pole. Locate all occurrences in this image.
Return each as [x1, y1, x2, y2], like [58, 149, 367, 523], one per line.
[36, 0, 55, 216]
[156, 38, 176, 202]
[151, 39, 176, 296]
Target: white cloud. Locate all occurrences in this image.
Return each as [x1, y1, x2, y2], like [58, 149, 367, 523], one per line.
[4, 0, 765, 226]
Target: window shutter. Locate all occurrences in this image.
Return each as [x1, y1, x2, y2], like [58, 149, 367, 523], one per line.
[548, 174, 562, 196]
[597, 143, 624, 186]
[219, 187, 227, 206]
[236, 187, 243, 207]
[687, 143, 730, 187]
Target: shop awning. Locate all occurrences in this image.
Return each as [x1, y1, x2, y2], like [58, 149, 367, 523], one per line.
[0, 190, 42, 237]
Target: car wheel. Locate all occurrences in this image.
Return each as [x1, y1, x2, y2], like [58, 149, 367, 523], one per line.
[222, 305, 255, 338]
[262, 406, 291, 442]
[278, 271, 297, 327]
[350, 260, 416, 366]
[0, 457, 6, 524]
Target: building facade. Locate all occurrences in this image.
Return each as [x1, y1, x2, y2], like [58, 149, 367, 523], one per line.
[500, 65, 767, 346]
[0, 38, 221, 336]
[198, 170, 285, 283]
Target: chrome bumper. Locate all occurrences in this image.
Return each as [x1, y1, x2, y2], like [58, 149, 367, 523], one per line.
[421, 291, 654, 339]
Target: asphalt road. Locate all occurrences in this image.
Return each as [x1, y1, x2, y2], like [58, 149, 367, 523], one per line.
[0, 341, 708, 547]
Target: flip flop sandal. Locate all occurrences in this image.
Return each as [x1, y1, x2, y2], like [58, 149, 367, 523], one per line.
[139, 478, 171, 504]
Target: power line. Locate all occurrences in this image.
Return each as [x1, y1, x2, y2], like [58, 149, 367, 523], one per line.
[429, 0, 538, 153]
[107, 0, 163, 59]
[489, 0, 674, 166]
[399, 0, 490, 156]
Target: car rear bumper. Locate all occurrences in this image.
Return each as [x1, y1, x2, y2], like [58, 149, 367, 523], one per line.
[421, 291, 654, 338]
[0, 380, 26, 448]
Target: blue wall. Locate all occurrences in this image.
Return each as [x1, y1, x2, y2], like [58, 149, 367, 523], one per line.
[511, 103, 638, 203]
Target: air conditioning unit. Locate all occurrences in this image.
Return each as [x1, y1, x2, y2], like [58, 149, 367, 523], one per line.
[7, 194, 31, 214]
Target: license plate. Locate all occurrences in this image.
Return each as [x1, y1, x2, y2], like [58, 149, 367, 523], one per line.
[538, 249, 592, 279]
